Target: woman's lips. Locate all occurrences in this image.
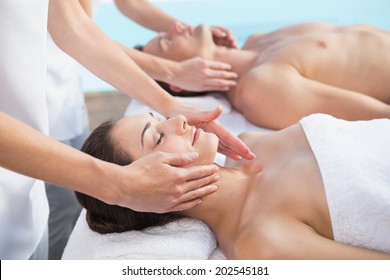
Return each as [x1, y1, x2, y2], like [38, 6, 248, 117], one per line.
[192, 128, 201, 145]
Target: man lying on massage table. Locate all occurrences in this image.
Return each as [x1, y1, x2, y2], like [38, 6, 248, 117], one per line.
[75, 113, 390, 259]
[139, 22, 390, 129]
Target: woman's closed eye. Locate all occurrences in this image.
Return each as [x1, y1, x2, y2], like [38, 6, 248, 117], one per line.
[155, 131, 165, 146]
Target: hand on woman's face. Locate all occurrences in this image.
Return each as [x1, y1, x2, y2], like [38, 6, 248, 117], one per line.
[112, 113, 219, 166]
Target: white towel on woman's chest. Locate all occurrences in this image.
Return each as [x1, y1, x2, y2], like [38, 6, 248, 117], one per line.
[300, 114, 390, 254]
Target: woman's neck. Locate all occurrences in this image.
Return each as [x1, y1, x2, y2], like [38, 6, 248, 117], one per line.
[182, 165, 252, 240]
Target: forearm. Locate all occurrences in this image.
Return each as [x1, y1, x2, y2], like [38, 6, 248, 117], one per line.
[311, 239, 390, 260]
[117, 42, 180, 83]
[0, 112, 120, 203]
[304, 79, 390, 120]
[48, 0, 179, 116]
[114, 0, 179, 32]
[79, 0, 92, 17]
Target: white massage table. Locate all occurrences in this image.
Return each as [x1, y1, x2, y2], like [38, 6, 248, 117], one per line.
[62, 94, 273, 260]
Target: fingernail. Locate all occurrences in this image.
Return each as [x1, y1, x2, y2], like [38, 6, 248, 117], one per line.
[197, 199, 203, 205]
[209, 185, 218, 191]
[214, 174, 221, 180]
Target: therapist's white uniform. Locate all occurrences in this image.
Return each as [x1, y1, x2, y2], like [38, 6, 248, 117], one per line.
[45, 33, 87, 260]
[0, 0, 50, 259]
[44, 0, 104, 260]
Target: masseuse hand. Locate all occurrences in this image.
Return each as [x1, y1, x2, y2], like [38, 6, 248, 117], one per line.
[172, 105, 255, 160]
[172, 57, 238, 92]
[118, 151, 219, 213]
[211, 26, 238, 49]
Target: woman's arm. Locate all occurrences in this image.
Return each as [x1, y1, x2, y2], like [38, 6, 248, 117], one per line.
[300, 230, 390, 260]
[285, 224, 390, 260]
[234, 219, 390, 259]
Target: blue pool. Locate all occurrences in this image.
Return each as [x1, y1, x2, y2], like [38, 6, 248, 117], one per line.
[81, 0, 390, 91]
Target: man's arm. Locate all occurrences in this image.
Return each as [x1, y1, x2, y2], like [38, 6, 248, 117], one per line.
[238, 64, 390, 129]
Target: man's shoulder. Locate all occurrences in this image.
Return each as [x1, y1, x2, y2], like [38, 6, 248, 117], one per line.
[242, 33, 264, 50]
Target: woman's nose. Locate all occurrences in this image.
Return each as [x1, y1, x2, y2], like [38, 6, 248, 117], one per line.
[166, 115, 187, 134]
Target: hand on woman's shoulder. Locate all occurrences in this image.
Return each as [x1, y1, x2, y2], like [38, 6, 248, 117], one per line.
[237, 131, 263, 145]
[224, 131, 262, 167]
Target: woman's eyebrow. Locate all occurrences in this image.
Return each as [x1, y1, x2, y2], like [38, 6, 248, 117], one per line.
[141, 121, 151, 149]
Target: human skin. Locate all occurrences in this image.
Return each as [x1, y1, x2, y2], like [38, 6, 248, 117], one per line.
[143, 22, 390, 129]
[48, 0, 254, 160]
[114, 0, 238, 48]
[0, 112, 222, 213]
[110, 113, 390, 259]
[113, 113, 220, 167]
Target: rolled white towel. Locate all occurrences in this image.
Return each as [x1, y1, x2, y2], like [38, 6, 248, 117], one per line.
[62, 210, 218, 259]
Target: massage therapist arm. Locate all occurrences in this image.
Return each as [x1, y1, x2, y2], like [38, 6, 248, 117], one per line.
[48, 0, 254, 160]
[0, 112, 220, 212]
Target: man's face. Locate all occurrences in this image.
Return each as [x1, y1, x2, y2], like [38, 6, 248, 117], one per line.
[143, 22, 214, 61]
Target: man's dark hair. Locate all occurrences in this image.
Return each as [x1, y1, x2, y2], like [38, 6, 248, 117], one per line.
[75, 120, 181, 234]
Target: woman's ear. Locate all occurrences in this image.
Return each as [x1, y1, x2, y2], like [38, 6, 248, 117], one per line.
[169, 85, 183, 93]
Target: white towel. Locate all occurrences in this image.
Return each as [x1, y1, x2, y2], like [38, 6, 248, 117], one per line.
[62, 210, 217, 259]
[300, 114, 390, 254]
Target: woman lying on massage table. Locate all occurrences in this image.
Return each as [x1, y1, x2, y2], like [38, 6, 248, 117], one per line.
[75, 113, 390, 259]
[139, 22, 390, 129]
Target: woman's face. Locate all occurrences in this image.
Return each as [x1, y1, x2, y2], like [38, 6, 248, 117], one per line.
[143, 22, 215, 61]
[112, 113, 219, 166]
